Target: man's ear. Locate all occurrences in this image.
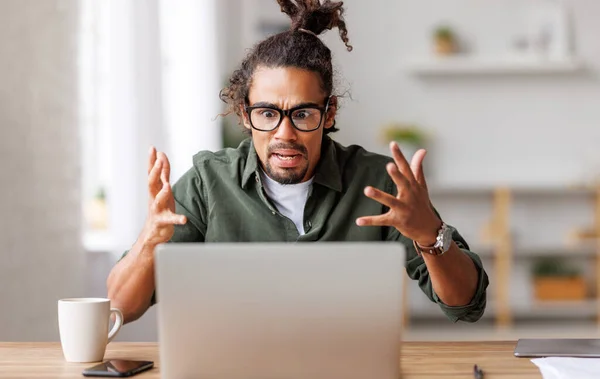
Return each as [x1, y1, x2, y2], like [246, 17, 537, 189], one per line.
[324, 96, 338, 129]
[239, 104, 252, 130]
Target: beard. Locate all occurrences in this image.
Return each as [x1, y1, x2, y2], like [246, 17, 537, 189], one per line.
[264, 161, 309, 184]
[264, 142, 309, 185]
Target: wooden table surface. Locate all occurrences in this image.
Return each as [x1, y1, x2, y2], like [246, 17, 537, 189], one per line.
[0, 341, 541, 378]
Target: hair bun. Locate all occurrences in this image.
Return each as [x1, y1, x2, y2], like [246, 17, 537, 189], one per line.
[277, 0, 352, 51]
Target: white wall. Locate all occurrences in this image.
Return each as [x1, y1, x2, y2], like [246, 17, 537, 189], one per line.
[218, 0, 245, 77]
[0, 1, 84, 341]
[321, 0, 600, 188]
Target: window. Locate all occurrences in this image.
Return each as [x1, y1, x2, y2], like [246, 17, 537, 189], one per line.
[79, 1, 225, 253]
[79, 0, 111, 250]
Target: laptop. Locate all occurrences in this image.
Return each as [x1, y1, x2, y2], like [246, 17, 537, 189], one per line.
[154, 242, 405, 379]
[514, 338, 600, 358]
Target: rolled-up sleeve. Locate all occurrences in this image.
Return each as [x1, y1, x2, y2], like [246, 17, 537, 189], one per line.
[389, 225, 489, 323]
[428, 246, 488, 322]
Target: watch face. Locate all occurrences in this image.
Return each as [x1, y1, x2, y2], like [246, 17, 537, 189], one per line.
[442, 225, 454, 252]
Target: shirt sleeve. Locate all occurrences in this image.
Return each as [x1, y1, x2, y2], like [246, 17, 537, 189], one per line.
[170, 166, 208, 242]
[386, 223, 488, 323]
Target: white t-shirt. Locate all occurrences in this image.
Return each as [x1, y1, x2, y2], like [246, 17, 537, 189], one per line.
[259, 169, 313, 235]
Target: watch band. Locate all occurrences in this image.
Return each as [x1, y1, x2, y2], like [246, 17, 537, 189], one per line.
[413, 240, 445, 256]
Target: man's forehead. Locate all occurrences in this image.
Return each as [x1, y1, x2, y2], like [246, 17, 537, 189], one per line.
[249, 67, 325, 102]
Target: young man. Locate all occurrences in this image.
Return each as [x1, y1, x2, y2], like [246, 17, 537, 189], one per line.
[107, 0, 488, 325]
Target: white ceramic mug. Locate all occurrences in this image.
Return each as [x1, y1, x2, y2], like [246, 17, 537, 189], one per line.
[58, 298, 123, 363]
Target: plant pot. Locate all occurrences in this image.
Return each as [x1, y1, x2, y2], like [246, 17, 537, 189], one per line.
[533, 276, 587, 301]
[395, 141, 420, 162]
[434, 38, 456, 56]
[85, 198, 108, 230]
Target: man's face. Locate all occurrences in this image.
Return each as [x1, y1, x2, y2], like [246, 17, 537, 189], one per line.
[242, 66, 336, 184]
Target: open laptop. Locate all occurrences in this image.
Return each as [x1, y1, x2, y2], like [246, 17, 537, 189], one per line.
[154, 242, 405, 379]
[514, 338, 600, 358]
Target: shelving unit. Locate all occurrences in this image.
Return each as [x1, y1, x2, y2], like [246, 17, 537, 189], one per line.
[405, 184, 600, 329]
[594, 186, 600, 325]
[404, 55, 584, 76]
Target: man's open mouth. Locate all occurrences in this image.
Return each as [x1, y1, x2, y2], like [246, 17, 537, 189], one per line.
[273, 153, 301, 160]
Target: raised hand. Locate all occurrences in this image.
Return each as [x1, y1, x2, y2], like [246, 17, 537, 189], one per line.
[140, 146, 187, 247]
[356, 141, 442, 246]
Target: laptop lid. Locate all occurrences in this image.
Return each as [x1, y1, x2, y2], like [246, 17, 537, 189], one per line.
[514, 339, 600, 358]
[155, 242, 405, 379]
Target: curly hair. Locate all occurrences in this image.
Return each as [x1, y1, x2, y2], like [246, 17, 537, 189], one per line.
[219, 0, 352, 135]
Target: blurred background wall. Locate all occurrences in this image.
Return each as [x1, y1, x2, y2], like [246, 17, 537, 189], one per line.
[324, 0, 600, 188]
[0, 1, 84, 341]
[1, 0, 600, 341]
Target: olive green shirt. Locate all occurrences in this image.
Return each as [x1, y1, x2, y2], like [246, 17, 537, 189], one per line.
[149, 136, 488, 322]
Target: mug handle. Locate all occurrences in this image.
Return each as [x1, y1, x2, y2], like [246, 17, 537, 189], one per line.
[107, 308, 123, 344]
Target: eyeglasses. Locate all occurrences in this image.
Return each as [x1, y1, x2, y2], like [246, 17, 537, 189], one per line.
[244, 98, 330, 132]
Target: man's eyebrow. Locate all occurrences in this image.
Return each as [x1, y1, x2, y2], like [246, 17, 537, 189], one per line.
[249, 101, 321, 109]
[249, 101, 278, 108]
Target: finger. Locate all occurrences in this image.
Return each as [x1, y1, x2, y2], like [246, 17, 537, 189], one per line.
[356, 214, 393, 227]
[364, 186, 403, 210]
[156, 212, 187, 225]
[153, 181, 172, 211]
[157, 152, 171, 185]
[390, 141, 416, 182]
[386, 162, 411, 194]
[410, 149, 428, 188]
[148, 146, 157, 175]
[161, 169, 168, 188]
[148, 159, 163, 199]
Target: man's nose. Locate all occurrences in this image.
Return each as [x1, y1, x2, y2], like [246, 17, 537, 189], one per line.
[273, 115, 297, 140]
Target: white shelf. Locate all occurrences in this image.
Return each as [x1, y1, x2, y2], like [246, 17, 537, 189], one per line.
[472, 245, 597, 258]
[429, 184, 597, 196]
[405, 55, 584, 75]
[410, 300, 598, 320]
[514, 245, 597, 258]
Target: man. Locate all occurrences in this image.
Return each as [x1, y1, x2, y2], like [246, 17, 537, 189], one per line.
[107, 0, 488, 325]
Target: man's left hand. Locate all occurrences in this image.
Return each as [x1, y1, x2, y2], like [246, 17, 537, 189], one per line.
[356, 141, 442, 246]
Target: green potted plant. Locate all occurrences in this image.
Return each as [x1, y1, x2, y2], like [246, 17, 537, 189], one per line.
[380, 123, 427, 161]
[531, 257, 586, 301]
[433, 25, 457, 56]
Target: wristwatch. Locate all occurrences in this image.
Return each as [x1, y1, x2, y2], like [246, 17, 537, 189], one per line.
[413, 222, 454, 256]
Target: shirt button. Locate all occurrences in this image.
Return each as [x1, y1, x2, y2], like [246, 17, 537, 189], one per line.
[272, 211, 276, 215]
[305, 221, 312, 230]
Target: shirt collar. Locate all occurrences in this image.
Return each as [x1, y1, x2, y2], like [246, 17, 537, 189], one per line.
[241, 136, 343, 192]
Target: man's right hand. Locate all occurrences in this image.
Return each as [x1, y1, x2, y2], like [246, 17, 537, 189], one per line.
[139, 146, 187, 248]
[107, 146, 187, 323]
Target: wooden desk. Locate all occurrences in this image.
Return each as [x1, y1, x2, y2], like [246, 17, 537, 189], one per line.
[0, 341, 541, 378]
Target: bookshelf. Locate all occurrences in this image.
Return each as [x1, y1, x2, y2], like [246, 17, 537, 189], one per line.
[405, 184, 600, 329]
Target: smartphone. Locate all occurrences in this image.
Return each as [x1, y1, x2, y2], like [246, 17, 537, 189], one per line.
[82, 359, 154, 377]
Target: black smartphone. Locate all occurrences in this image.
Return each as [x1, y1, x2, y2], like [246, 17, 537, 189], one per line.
[82, 359, 154, 377]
